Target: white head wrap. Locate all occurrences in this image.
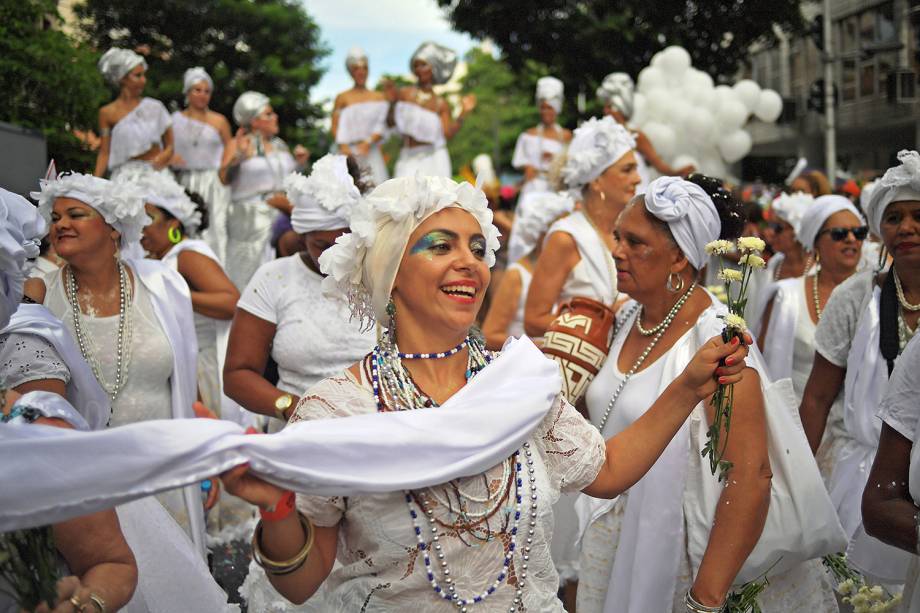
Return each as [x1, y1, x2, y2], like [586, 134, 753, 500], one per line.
[866, 150, 920, 238]
[535, 76, 564, 113]
[129, 173, 202, 236]
[31, 173, 148, 249]
[233, 91, 271, 127]
[287, 154, 359, 235]
[0, 189, 46, 328]
[319, 176, 501, 329]
[770, 191, 813, 235]
[97, 48, 147, 87]
[410, 42, 457, 85]
[507, 192, 575, 264]
[182, 67, 213, 94]
[798, 195, 865, 252]
[596, 72, 635, 119]
[346, 47, 368, 69]
[561, 116, 636, 191]
[643, 176, 721, 269]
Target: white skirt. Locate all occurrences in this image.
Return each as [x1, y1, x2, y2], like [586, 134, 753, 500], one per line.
[175, 168, 231, 264]
[341, 143, 389, 188]
[394, 144, 451, 178]
[110, 160, 173, 184]
[226, 195, 280, 291]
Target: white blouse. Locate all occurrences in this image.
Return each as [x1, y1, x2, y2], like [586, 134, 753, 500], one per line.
[511, 130, 565, 173]
[171, 112, 223, 170]
[394, 101, 445, 146]
[109, 97, 171, 170]
[230, 138, 296, 202]
[336, 101, 388, 145]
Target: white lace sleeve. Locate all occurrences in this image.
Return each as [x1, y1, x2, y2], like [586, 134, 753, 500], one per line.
[814, 271, 874, 367]
[0, 332, 71, 389]
[534, 395, 606, 493]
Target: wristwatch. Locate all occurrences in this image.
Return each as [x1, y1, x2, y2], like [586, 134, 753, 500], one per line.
[274, 393, 294, 421]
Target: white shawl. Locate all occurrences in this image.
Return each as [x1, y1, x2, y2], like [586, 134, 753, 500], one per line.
[545, 211, 617, 305]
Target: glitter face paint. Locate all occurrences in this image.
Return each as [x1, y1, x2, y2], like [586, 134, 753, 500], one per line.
[409, 230, 455, 257]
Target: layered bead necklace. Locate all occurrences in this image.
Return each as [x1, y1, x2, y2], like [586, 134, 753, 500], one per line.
[893, 268, 919, 350]
[371, 325, 535, 611]
[812, 271, 824, 320]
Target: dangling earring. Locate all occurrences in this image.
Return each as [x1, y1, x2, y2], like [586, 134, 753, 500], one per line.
[385, 297, 397, 343]
[876, 245, 888, 273]
[666, 271, 684, 293]
[168, 226, 183, 244]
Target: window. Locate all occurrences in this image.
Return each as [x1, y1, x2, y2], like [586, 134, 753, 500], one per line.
[840, 15, 859, 52]
[876, 2, 896, 44]
[860, 11, 876, 47]
[841, 58, 857, 101]
[860, 61, 876, 97]
[877, 51, 897, 95]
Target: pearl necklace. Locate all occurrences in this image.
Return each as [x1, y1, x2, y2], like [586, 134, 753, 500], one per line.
[66, 262, 132, 411]
[893, 268, 920, 312]
[596, 283, 697, 433]
[812, 272, 823, 320]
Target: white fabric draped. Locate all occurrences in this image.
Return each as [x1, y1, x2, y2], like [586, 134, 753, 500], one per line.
[545, 211, 617, 305]
[336, 101, 388, 145]
[171, 112, 224, 170]
[394, 101, 444, 146]
[109, 98, 171, 171]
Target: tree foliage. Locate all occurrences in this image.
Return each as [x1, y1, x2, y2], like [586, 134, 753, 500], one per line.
[438, 0, 804, 111]
[76, 0, 329, 151]
[0, 0, 107, 170]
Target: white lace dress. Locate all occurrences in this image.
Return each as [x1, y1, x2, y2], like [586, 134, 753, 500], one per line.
[239, 366, 607, 612]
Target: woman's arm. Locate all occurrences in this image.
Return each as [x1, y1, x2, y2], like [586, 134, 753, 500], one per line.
[443, 95, 476, 140]
[177, 251, 240, 320]
[94, 108, 112, 178]
[524, 231, 580, 337]
[481, 268, 522, 350]
[635, 131, 693, 176]
[217, 115, 235, 185]
[862, 423, 918, 553]
[152, 126, 175, 170]
[798, 353, 846, 453]
[224, 308, 297, 418]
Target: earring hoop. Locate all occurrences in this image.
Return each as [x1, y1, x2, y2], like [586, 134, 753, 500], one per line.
[168, 227, 183, 244]
[666, 271, 685, 293]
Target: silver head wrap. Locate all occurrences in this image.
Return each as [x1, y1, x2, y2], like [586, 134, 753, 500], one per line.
[0, 188, 46, 328]
[129, 173, 201, 236]
[345, 47, 368, 69]
[866, 150, 920, 238]
[798, 195, 864, 252]
[287, 154, 359, 235]
[410, 42, 457, 85]
[596, 72, 635, 119]
[31, 173, 148, 250]
[319, 176, 501, 330]
[535, 77, 564, 113]
[97, 48, 147, 87]
[233, 91, 271, 127]
[561, 116, 636, 191]
[643, 176, 721, 269]
[182, 67, 213, 94]
[507, 192, 575, 264]
[770, 191, 813, 236]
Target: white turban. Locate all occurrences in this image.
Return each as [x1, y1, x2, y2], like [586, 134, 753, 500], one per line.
[0, 189, 46, 329]
[182, 67, 213, 94]
[561, 116, 636, 190]
[507, 192, 575, 264]
[799, 195, 864, 252]
[866, 150, 920, 238]
[770, 191, 813, 235]
[287, 154, 358, 235]
[643, 176, 721, 269]
[535, 76, 564, 113]
[97, 48, 147, 87]
[346, 47, 368, 69]
[596, 72, 635, 119]
[233, 91, 270, 127]
[31, 173, 148, 249]
[319, 176, 501, 329]
[128, 172, 202, 236]
[410, 42, 458, 85]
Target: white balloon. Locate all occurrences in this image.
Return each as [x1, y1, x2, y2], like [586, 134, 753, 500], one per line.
[637, 66, 666, 93]
[717, 129, 753, 164]
[754, 89, 783, 123]
[712, 85, 736, 111]
[659, 46, 692, 76]
[672, 153, 700, 171]
[651, 52, 665, 67]
[733, 79, 762, 112]
[643, 121, 678, 159]
[717, 99, 749, 131]
[700, 156, 728, 178]
[645, 88, 672, 121]
[683, 69, 714, 91]
[630, 92, 649, 127]
[685, 107, 715, 141]
[693, 87, 718, 110]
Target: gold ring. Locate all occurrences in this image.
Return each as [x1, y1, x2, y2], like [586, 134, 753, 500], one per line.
[69, 595, 83, 610]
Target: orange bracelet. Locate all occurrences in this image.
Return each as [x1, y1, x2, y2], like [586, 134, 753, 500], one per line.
[260, 490, 296, 521]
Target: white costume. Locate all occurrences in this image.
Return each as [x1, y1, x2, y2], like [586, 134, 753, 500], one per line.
[336, 101, 389, 186]
[512, 76, 567, 201]
[546, 211, 617, 306]
[504, 262, 531, 340]
[393, 101, 451, 178]
[108, 98, 172, 182]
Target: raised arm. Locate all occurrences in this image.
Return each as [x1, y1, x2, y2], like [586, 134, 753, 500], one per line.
[524, 231, 580, 336]
[94, 108, 112, 177]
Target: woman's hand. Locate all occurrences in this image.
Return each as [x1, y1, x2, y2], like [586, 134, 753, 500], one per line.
[220, 463, 287, 511]
[169, 153, 187, 169]
[459, 94, 477, 115]
[32, 575, 97, 613]
[679, 332, 753, 401]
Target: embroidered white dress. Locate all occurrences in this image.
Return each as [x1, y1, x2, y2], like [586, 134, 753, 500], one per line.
[336, 100, 389, 186]
[394, 101, 451, 178]
[108, 97, 173, 182]
[239, 366, 606, 612]
[171, 112, 231, 263]
[227, 138, 296, 290]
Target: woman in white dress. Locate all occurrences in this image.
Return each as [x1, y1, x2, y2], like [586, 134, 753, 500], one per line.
[224, 154, 374, 431]
[758, 196, 865, 480]
[577, 175, 840, 613]
[136, 172, 241, 422]
[25, 172, 208, 558]
[511, 77, 571, 203]
[170, 66, 235, 263]
[389, 41, 476, 178]
[219, 174, 751, 611]
[332, 47, 389, 186]
[226, 91, 296, 290]
[94, 48, 173, 183]
[800, 150, 920, 586]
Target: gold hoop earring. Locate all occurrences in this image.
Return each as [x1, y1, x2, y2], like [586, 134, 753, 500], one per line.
[666, 271, 684, 293]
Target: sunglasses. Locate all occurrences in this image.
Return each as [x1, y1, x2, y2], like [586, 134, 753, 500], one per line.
[816, 226, 869, 242]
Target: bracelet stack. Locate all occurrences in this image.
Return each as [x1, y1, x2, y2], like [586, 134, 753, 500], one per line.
[685, 590, 725, 613]
[251, 511, 315, 576]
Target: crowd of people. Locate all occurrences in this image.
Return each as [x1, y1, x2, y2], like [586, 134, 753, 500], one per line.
[1, 37, 920, 613]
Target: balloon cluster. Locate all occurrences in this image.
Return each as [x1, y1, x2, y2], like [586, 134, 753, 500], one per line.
[631, 46, 784, 177]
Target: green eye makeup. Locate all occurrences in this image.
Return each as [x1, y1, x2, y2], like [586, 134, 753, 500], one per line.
[410, 230, 454, 255]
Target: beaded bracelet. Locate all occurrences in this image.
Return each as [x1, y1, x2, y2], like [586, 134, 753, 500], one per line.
[685, 590, 725, 613]
[251, 511, 315, 576]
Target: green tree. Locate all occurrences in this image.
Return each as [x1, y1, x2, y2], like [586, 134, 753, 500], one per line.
[76, 0, 329, 152]
[0, 0, 107, 170]
[438, 0, 804, 111]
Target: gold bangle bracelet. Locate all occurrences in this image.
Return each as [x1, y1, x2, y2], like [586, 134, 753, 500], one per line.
[251, 511, 315, 575]
[88, 593, 107, 613]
